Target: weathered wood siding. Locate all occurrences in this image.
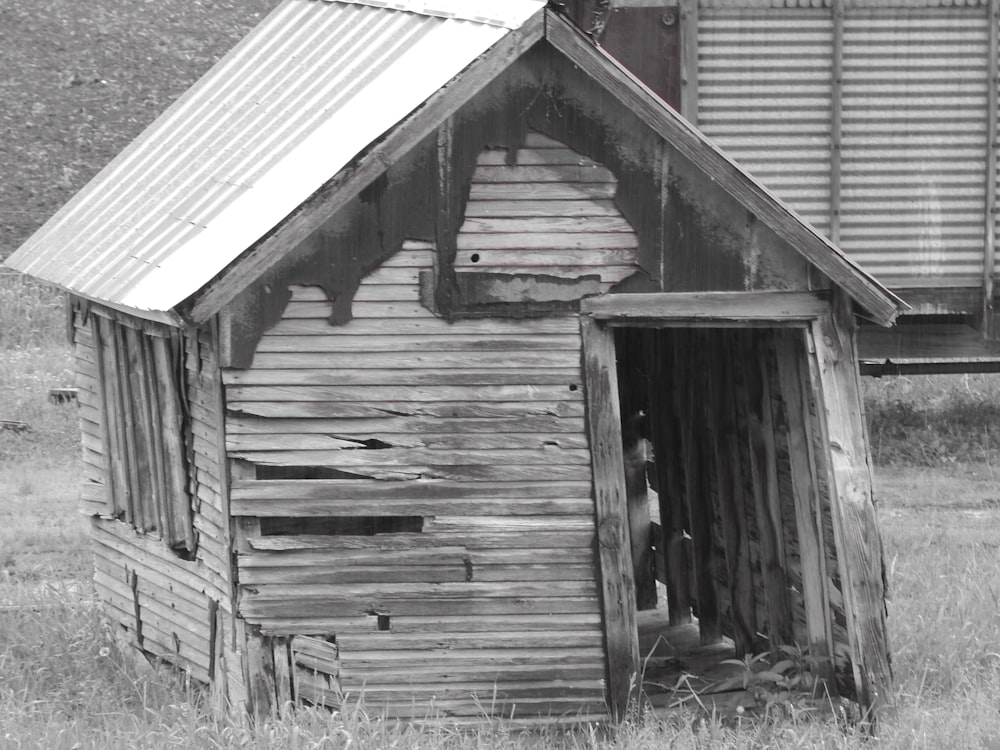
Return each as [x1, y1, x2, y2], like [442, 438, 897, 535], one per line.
[225, 243, 609, 719]
[457, 131, 638, 286]
[73, 305, 233, 694]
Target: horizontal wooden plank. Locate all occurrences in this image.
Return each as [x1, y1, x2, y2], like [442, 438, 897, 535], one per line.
[476, 146, 601, 167]
[238, 562, 596, 586]
[469, 182, 616, 201]
[226, 431, 588, 452]
[226, 400, 587, 420]
[336, 631, 603, 651]
[231, 477, 590, 504]
[226, 460, 591, 482]
[222, 368, 583, 388]
[232, 494, 592, 518]
[240, 546, 594, 568]
[238, 350, 582, 370]
[464, 198, 621, 219]
[581, 291, 830, 321]
[468, 165, 613, 183]
[255, 612, 602, 635]
[240, 595, 600, 620]
[339, 662, 604, 682]
[261, 317, 581, 336]
[342, 647, 605, 670]
[225, 414, 584, 436]
[461, 216, 633, 234]
[227, 384, 582, 404]
[243, 579, 597, 603]
[455, 233, 638, 253]
[228, 446, 589, 467]
[247, 530, 596, 552]
[253, 333, 582, 354]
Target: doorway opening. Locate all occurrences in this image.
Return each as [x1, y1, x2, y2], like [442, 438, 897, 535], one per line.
[612, 325, 830, 711]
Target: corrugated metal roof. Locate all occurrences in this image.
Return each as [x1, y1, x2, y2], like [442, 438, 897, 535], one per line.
[5, 0, 545, 315]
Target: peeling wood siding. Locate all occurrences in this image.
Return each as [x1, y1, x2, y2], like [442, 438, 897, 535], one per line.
[224, 245, 607, 719]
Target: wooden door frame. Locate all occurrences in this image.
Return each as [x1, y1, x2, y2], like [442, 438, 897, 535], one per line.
[579, 290, 891, 719]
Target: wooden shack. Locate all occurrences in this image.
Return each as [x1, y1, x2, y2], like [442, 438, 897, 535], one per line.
[5, 0, 905, 724]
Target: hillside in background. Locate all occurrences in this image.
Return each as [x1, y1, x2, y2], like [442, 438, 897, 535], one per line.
[0, 0, 278, 261]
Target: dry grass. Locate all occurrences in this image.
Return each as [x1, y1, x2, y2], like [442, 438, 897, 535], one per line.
[3, 333, 1000, 746]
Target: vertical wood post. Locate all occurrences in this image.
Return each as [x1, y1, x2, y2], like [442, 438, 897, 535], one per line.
[745, 332, 794, 650]
[774, 328, 838, 690]
[581, 316, 639, 719]
[808, 295, 892, 718]
[713, 330, 756, 655]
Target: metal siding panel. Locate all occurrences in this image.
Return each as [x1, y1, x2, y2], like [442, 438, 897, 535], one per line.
[698, 10, 834, 235]
[6, 0, 544, 312]
[840, 9, 989, 285]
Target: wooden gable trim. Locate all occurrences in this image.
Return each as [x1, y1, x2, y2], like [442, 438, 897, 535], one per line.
[544, 10, 906, 328]
[581, 291, 831, 323]
[184, 9, 546, 325]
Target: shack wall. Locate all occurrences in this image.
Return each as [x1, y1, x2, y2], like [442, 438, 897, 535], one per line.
[73, 304, 234, 695]
[224, 245, 608, 720]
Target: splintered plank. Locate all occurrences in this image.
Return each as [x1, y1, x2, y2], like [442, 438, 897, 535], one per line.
[226, 431, 588, 452]
[809, 301, 892, 716]
[225, 415, 585, 436]
[773, 328, 836, 686]
[226, 401, 587, 420]
[225, 447, 590, 467]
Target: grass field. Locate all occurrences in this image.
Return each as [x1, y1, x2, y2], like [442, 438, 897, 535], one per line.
[3, 278, 1000, 748]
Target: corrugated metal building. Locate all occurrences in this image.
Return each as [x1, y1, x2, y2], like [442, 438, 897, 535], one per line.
[564, 0, 1000, 373]
[6, 0, 902, 723]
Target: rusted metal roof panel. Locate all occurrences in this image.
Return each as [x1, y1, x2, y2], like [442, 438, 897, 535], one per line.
[5, 0, 544, 315]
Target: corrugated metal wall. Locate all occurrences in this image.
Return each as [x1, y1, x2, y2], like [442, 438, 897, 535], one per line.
[698, 2, 994, 289]
[840, 9, 989, 285]
[698, 10, 834, 236]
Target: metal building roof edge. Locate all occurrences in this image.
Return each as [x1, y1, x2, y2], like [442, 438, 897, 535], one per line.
[324, 0, 545, 28]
